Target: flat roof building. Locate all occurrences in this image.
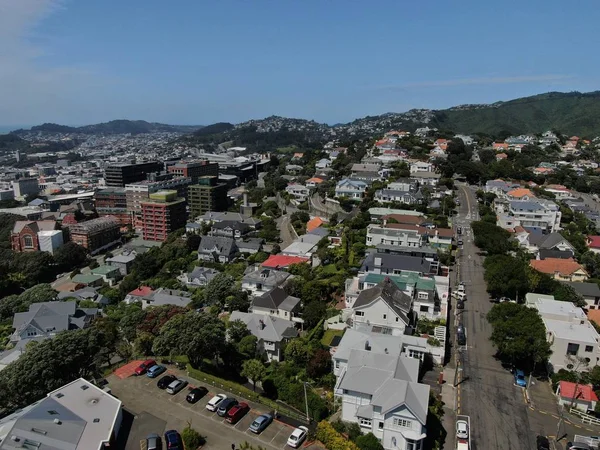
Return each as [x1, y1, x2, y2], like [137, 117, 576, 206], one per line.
[141, 190, 187, 241]
[104, 161, 163, 187]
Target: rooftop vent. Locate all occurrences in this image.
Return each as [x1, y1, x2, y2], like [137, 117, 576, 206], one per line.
[80, 385, 89, 391]
[53, 419, 61, 425]
[55, 393, 64, 398]
[93, 418, 100, 423]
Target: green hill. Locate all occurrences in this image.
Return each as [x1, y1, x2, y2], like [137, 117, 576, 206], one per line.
[431, 91, 600, 137]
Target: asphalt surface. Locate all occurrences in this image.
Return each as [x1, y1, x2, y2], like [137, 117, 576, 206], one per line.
[453, 185, 537, 450]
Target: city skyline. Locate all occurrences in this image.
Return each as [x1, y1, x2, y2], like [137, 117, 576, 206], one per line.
[1, 0, 599, 127]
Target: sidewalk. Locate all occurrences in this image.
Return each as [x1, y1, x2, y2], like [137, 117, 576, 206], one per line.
[440, 366, 456, 450]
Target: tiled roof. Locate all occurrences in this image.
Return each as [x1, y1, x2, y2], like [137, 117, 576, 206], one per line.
[558, 381, 599, 402]
[262, 255, 309, 269]
[588, 236, 600, 249]
[507, 188, 534, 198]
[128, 286, 154, 297]
[306, 217, 324, 232]
[530, 258, 586, 276]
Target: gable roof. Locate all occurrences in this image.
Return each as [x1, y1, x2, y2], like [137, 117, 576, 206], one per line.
[353, 278, 412, 324]
[530, 258, 587, 276]
[588, 236, 600, 249]
[558, 381, 599, 402]
[361, 252, 435, 275]
[538, 249, 574, 260]
[261, 255, 309, 269]
[306, 217, 324, 232]
[252, 287, 300, 311]
[128, 286, 154, 297]
[507, 188, 534, 198]
[230, 311, 298, 342]
[535, 232, 572, 250]
[336, 178, 367, 189]
[12, 220, 57, 234]
[145, 287, 191, 308]
[563, 281, 600, 298]
[188, 266, 219, 281]
[198, 235, 237, 255]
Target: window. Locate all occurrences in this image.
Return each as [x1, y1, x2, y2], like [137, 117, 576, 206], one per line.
[378, 422, 384, 430]
[567, 343, 580, 356]
[418, 292, 429, 300]
[335, 361, 340, 369]
[396, 317, 399, 322]
[586, 345, 594, 352]
[359, 418, 372, 428]
[383, 314, 387, 320]
[393, 418, 412, 428]
[420, 305, 429, 312]
[23, 234, 34, 248]
[356, 311, 365, 317]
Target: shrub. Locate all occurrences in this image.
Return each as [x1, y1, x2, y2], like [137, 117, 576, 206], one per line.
[182, 424, 206, 449]
[316, 421, 360, 450]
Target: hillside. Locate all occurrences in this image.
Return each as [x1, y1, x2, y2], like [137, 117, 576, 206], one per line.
[431, 91, 600, 137]
[14, 120, 204, 135]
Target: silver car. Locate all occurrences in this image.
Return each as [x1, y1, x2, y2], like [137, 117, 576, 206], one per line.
[166, 379, 188, 395]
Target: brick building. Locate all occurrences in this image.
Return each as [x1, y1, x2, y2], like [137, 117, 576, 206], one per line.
[167, 161, 219, 183]
[67, 216, 121, 255]
[141, 190, 187, 241]
[188, 176, 228, 219]
[11, 220, 61, 252]
[95, 187, 131, 228]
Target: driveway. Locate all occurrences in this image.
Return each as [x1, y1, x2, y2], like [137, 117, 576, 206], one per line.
[108, 373, 320, 450]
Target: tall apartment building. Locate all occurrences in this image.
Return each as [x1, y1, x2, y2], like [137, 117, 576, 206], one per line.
[167, 160, 219, 183]
[188, 176, 228, 219]
[12, 177, 39, 198]
[95, 187, 130, 228]
[125, 177, 192, 231]
[104, 161, 163, 187]
[141, 190, 187, 241]
[67, 216, 121, 255]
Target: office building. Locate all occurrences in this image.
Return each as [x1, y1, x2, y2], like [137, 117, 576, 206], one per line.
[188, 176, 228, 219]
[141, 190, 187, 241]
[104, 161, 163, 187]
[95, 187, 130, 228]
[12, 177, 39, 198]
[167, 160, 219, 183]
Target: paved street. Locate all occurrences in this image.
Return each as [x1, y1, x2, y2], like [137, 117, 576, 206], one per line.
[277, 215, 298, 249]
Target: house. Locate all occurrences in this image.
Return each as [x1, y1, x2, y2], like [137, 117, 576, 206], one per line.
[545, 184, 574, 200]
[315, 158, 332, 169]
[366, 224, 423, 248]
[261, 254, 310, 270]
[210, 220, 251, 239]
[525, 232, 575, 259]
[307, 217, 325, 232]
[530, 258, 588, 282]
[335, 178, 368, 200]
[409, 171, 441, 186]
[11, 220, 61, 253]
[361, 252, 440, 277]
[375, 189, 423, 205]
[0, 378, 122, 449]
[90, 265, 122, 286]
[285, 183, 311, 201]
[382, 215, 425, 226]
[485, 179, 521, 197]
[350, 278, 414, 336]
[281, 233, 321, 257]
[105, 252, 136, 275]
[186, 222, 203, 234]
[526, 293, 600, 372]
[305, 177, 325, 188]
[229, 311, 298, 362]
[236, 238, 264, 255]
[493, 142, 509, 151]
[197, 236, 238, 263]
[506, 188, 535, 201]
[334, 349, 429, 450]
[242, 265, 292, 297]
[369, 208, 425, 222]
[71, 274, 104, 287]
[587, 236, 600, 254]
[57, 286, 109, 306]
[563, 282, 600, 310]
[124, 286, 154, 304]
[250, 287, 302, 323]
[0, 301, 97, 371]
[195, 211, 261, 230]
[556, 381, 598, 413]
[141, 287, 192, 309]
[178, 266, 220, 287]
[409, 161, 434, 173]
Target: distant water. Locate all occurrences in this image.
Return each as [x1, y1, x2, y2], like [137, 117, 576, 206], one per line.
[0, 126, 18, 134]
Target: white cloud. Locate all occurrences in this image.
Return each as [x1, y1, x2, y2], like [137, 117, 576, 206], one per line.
[375, 74, 574, 91]
[0, 0, 107, 126]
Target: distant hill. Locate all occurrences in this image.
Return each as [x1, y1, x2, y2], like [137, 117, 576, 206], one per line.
[14, 120, 204, 135]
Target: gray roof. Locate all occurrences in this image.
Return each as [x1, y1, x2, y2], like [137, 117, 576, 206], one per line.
[236, 238, 263, 252]
[243, 266, 291, 287]
[197, 211, 261, 227]
[538, 249, 574, 260]
[252, 287, 300, 312]
[212, 220, 251, 232]
[230, 311, 298, 342]
[198, 235, 237, 256]
[57, 287, 109, 306]
[530, 232, 571, 250]
[339, 350, 428, 423]
[106, 253, 136, 264]
[376, 189, 423, 200]
[361, 252, 435, 275]
[353, 279, 412, 325]
[308, 227, 330, 237]
[144, 287, 191, 308]
[509, 200, 543, 211]
[563, 281, 600, 298]
[188, 267, 219, 282]
[333, 328, 427, 362]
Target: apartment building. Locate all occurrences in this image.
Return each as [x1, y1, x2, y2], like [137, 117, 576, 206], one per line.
[140, 190, 187, 241]
[95, 187, 130, 227]
[167, 160, 219, 183]
[188, 176, 229, 218]
[366, 224, 423, 248]
[12, 177, 39, 198]
[105, 161, 163, 187]
[496, 199, 562, 233]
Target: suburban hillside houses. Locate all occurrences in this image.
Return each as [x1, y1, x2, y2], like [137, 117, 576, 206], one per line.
[242, 265, 292, 297]
[529, 258, 589, 282]
[249, 287, 303, 324]
[335, 179, 368, 200]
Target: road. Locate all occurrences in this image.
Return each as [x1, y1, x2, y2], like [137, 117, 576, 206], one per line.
[277, 215, 298, 250]
[453, 185, 537, 450]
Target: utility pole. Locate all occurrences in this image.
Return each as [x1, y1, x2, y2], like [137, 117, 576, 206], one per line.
[303, 382, 310, 423]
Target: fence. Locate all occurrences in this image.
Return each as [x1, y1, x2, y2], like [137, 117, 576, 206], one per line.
[570, 408, 600, 426]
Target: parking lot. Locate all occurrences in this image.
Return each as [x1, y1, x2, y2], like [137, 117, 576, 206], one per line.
[108, 372, 315, 450]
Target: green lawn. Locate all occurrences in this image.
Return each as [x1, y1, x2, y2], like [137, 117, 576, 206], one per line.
[321, 328, 344, 347]
[277, 145, 298, 153]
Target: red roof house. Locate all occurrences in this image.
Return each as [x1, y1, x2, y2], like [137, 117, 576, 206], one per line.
[307, 217, 325, 232]
[262, 255, 310, 269]
[587, 236, 600, 253]
[125, 286, 154, 303]
[556, 381, 599, 412]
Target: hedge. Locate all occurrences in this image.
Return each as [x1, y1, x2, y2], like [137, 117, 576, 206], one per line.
[316, 421, 360, 450]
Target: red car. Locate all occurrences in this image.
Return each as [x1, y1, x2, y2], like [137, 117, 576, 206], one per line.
[226, 402, 250, 424]
[134, 359, 156, 376]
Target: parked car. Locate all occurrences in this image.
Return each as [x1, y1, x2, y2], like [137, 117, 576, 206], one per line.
[457, 239, 464, 246]
[226, 402, 250, 424]
[457, 325, 466, 346]
[186, 387, 209, 404]
[497, 297, 515, 303]
[457, 226, 462, 234]
[157, 374, 177, 390]
[146, 365, 167, 378]
[146, 433, 162, 450]
[287, 426, 309, 448]
[164, 430, 182, 450]
[536, 435, 550, 450]
[514, 369, 527, 388]
[135, 359, 156, 376]
[206, 393, 227, 412]
[217, 398, 238, 417]
[457, 300, 464, 310]
[166, 379, 188, 395]
[249, 413, 273, 434]
[456, 420, 469, 439]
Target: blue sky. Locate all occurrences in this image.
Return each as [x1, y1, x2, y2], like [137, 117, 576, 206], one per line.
[1, 0, 599, 127]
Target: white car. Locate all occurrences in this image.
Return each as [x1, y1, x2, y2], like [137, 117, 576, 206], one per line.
[287, 425, 309, 448]
[456, 420, 469, 439]
[206, 393, 227, 412]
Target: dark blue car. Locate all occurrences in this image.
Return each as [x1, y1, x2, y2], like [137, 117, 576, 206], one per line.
[164, 430, 182, 450]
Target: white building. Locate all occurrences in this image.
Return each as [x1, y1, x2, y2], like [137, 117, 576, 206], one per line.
[285, 183, 311, 201]
[0, 378, 122, 450]
[366, 224, 423, 248]
[335, 179, 368, 200]
[526, 293, 600, 372]
[335, 350, 429, 450]
[496, 199, 562, 233]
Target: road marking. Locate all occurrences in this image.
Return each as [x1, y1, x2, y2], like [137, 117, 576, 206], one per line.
[540, 411, 548, 415]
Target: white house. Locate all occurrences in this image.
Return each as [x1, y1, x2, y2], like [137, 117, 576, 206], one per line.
[335, 349, 429, 450]
[250, 287, 303, 324]
[366, 224, 423, 248]
[316, 158, 332, 169]
[350, 278, 414, 336]
[335, 179, 368, 200]
[241, 265, 292, 298]
[285, 183, 311, 201]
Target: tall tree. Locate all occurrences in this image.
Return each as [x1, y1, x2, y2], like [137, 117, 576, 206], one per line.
[241, 359, 266, 391]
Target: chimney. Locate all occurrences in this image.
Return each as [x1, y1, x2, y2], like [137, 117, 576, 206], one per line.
[259, 319, 265, 330]
[243, 192, 249, 207]
[365, 340, 371, 351]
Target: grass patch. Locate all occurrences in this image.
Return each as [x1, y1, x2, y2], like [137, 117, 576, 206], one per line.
[277, 145, 298, 153]
[320, 264, 340, 275]
[321, 328, 344, 347]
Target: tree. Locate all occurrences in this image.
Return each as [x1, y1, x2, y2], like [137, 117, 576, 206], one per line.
[237, 335, 258, 359]
[487, 302, 551, 368]
[181, 424, 206, 449]
[204, 273, 234, 306]
[284, 339, 311, 366]
[225, 290, 250, 313]
[258, 218, 280, 242]
[307, 349, 332, 379]
[53, 242, 89, 271]
[356, 433, 384, 450]
[241, 359, 266, 391]
[471, 221, 513, 255]
[227, 319, 250, 344]
[483, 255, 530, 299]
[302, 300, 326, 329]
